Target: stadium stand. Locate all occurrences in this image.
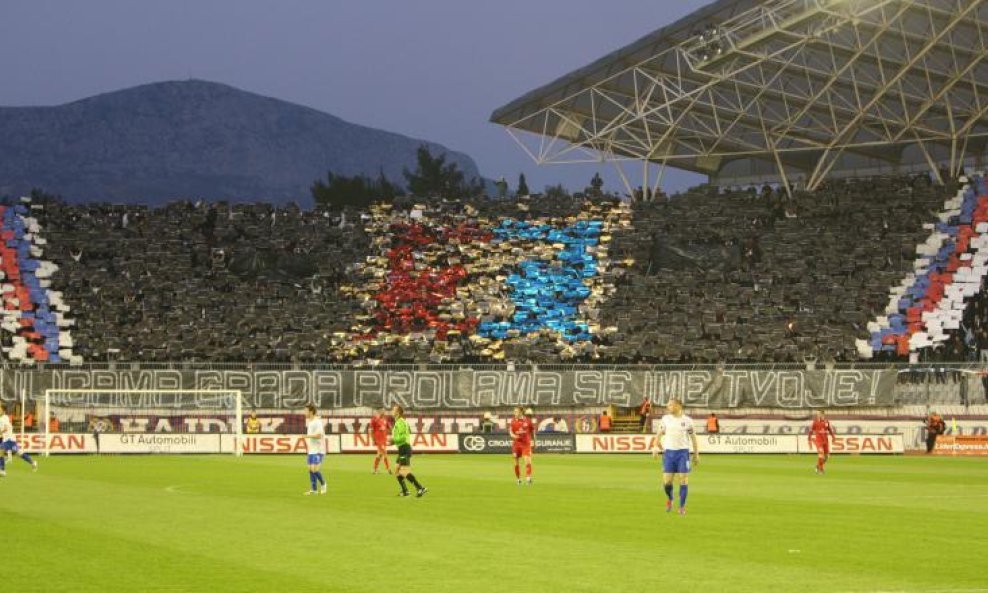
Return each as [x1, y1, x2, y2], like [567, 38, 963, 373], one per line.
[17, 172, 986, 364]
[603, 174, 950, 363]
[40, 200, 367, 361]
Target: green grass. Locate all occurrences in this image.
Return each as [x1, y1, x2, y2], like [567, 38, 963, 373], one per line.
[2, 454, 986, 593]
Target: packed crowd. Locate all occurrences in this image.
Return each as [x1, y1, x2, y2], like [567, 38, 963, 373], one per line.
[20, 173, 973, 364]
[601, 174, 949, 362]
[40, 200, 368, 361]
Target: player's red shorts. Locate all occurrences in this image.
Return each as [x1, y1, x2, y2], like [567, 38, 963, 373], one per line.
[373, 435, 388, 450]
[813, 438, 830, 454]
[512, 442, 532, 458]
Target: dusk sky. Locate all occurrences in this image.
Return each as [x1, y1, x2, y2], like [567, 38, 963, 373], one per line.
[0, 0, 710, 194]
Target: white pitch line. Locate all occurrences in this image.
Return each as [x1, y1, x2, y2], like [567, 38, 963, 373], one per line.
[164, 485, 185, 494]
[841, 589, 988, 593]
[857, 494, 988, 501]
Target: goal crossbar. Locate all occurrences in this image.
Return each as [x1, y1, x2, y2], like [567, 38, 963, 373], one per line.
[42, 388, 244, 457]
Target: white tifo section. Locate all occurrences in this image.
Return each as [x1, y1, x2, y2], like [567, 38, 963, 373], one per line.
[574, 433, 904, 454]
[858, 175, 988, 357]
[42, 389, 244, 456]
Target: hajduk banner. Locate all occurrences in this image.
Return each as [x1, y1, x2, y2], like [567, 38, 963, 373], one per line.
[2, 367, 899, 410]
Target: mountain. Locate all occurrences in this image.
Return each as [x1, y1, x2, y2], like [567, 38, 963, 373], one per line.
[0, 80, 483, 204]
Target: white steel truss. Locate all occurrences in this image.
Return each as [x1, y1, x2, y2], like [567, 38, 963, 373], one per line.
[490, 0, 988, 195]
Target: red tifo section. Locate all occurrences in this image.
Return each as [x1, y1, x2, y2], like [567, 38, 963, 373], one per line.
[359, 221, 492, 340]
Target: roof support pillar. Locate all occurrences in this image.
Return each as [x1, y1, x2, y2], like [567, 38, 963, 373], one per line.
[913, 134, 943, 186]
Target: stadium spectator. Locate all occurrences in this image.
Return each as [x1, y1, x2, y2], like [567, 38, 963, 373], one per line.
[23, 410, 34, 433]
[92, 423, 101, 455]
[481, 413, 496, 434]
[706, 413, 720, 434]
[599, 410, 612, 433]
[48, 415, 60, 433]
[543, 416, 568, 433]
[245, 411, 261, 434]
[637, 397, 651, 432]
[925, 412, 946, 453]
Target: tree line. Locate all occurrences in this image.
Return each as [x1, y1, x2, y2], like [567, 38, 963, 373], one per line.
[311, 145, 484, 210]
[311, 145, 610, 210]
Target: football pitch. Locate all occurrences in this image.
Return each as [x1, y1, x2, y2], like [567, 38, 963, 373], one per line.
[3, 454, 986, 593]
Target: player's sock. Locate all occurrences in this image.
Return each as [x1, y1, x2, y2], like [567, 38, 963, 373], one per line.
[20, 452, 33, 465]
[397, 475, 408, 495]
[525, 463, 532, 477]
[0, 456, 5, 471]
[514, 464, 520, 479]
[679, 484, 688, 508]
[383, 457, 391, 471]
[405, 473, 424, 490]
[374, 457, 380, 471]
[308, 471, 317, 491]
[663, 483, 673, 500]
[314, 471, 325, 486]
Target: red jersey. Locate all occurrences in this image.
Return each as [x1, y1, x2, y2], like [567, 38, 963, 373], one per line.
[809, 418, 835, 442]
[510, 418, 533, 446]
[370, 416, 390, 439]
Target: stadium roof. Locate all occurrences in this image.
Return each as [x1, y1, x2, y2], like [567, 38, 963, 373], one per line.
[490, 0, 988, 191]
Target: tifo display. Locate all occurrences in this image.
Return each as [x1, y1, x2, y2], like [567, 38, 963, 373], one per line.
[10, 173, 988, 364]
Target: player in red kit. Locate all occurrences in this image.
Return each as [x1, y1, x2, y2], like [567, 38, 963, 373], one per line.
[809, 410, 836, 474]
[509, 406, 534, 485]
[368, 408, 392, 474]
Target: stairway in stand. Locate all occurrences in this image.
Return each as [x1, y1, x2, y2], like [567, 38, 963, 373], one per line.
[608, 406, 647, 433]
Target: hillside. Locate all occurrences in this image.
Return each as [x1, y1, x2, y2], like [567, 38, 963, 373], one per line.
[0, 80, 483, 204]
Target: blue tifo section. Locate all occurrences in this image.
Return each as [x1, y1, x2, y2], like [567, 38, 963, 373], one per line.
[478, 219, 602, 342]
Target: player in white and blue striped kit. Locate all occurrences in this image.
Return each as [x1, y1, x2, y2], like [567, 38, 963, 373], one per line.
[651, 399, 698, 515]
[0, 404, 38, 476]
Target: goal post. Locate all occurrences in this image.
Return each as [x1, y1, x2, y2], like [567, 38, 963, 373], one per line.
[42, 389, 244, 457]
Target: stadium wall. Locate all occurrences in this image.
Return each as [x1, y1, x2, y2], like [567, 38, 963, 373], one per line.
[17, 432, 909, 455]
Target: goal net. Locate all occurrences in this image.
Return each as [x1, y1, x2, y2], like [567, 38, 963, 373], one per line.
[42, 389, 244, 456]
